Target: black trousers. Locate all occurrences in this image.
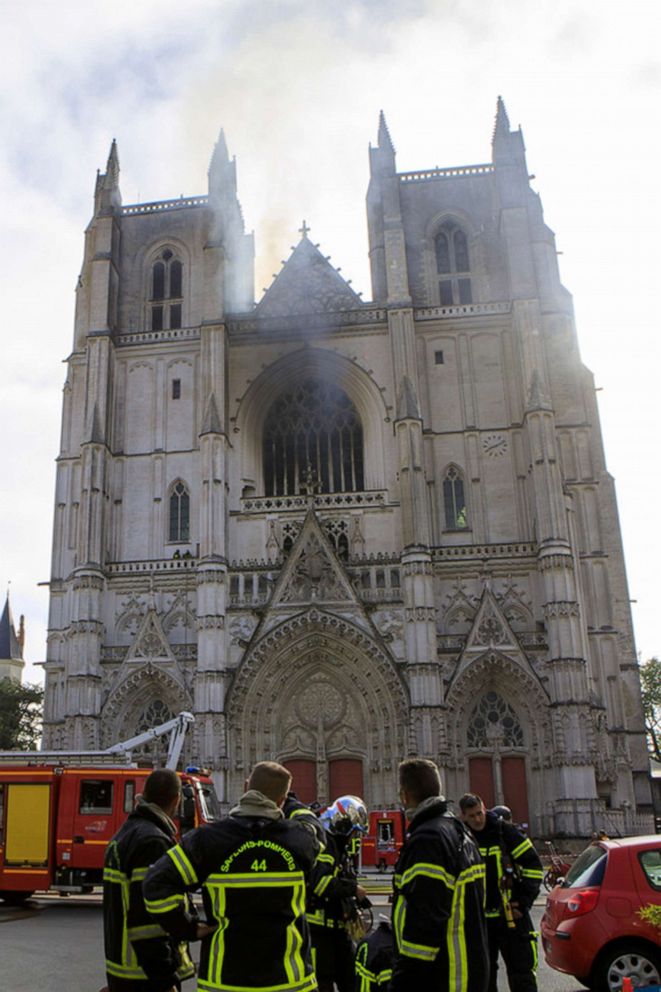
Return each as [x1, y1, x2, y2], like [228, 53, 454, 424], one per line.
[311, 924, 355, 992]
[486, 913, 538, 992]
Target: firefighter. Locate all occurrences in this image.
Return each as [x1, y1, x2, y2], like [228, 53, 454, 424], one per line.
[103, 768, 207, 991]
[354, 920, 394, 991]
[307, 795, 369, 992]
[459, 793, 544, 992]
[143, 761, 320, 992]
[391, 759, 489, 992]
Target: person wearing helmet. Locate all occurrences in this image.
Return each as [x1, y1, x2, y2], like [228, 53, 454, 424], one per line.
[459, 793, 543, 992]
[308, 795, 369, 992]
[390, 760, 489, 992]
[491, 804, 513, 823]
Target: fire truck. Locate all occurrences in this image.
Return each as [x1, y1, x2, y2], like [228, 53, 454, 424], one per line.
[361, 808, 406, 871]
[0, 712, 220, 903]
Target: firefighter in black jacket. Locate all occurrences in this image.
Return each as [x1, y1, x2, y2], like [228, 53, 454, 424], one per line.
[143, 761, 320, 992]
[307, 795, 369, 992]
[354, 921, 394, 991]
[391, 759, 489, 992]
[103, 768, 202, 991]
[459, 794, 544, 992]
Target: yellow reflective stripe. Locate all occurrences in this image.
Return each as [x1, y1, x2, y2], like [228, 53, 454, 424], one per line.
[399, 937, 438, 961]
[106, 960, 146, 980]
[531, 930, 539, 972]
[103, 868, 126, 884]
[449, 862, 471, 992]
[284, 873, 305, 985]
[316, 851, 335, 865]
[520, 868, 544, 879]
[511, 838, 533, 859]
[167, 844, 198, 886]
[130, 866, 149, 882]
[400, 861, 455, 890]
[144, 893, 186, 914]
[127, 923, 167, 940]
[314, 873, 332, 896]
[207, 871, 305, 887]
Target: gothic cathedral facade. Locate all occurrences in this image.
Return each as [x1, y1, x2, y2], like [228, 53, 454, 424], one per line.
[43, 102, 651, 836]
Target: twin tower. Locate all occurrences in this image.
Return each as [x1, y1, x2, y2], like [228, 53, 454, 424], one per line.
[43, 101, 651, 835]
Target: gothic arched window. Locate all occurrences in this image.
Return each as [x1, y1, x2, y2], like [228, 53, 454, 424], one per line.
[150, 248, 183, 331]
[135, 699, 175, 735]
[467, 691, 524, 749]
[435, 222, 472, 305]
[443, 466, 468, 529]
[263, 378, 364, 497]
[169, 481, 190, 542]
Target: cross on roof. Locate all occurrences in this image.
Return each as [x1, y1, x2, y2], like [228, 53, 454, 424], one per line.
[299, 220, 310, 239]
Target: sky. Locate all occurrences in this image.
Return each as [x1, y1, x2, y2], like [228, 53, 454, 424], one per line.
[0, 0, 659, 683]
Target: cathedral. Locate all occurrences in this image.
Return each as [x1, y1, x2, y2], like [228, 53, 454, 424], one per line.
[42, 100, 652, 836]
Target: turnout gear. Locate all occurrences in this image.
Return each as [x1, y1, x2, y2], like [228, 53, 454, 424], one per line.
[103, 800, 195, 992]
[308, 809, 365, 992]
[143, 797, 320, 992]
[390, 798, 489, 992]
[470, 810, 543, 992]
[355, 921, 394, 991]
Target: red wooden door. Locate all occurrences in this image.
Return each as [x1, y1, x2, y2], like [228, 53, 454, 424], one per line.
[501, 756, 529, 825]
[468, 757, 495, 808]
[283, 760, 317, 804]
[329, 759, 364, 800]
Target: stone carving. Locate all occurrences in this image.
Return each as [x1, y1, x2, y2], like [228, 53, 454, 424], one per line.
[373, 610, 404, 640]
[229, 615, 258, 645]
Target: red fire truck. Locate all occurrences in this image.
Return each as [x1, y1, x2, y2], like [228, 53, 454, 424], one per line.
[0, 712, 220, 903]
[361, 808, 406, 871]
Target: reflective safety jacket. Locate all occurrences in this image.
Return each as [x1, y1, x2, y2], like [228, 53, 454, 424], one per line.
[470, 812, 543, 918]
[355, 922, 394, 991]
[143, 812, 320, 992]
[390, 799, 489, 992]
[103, 802, 195, 990]
[307, 830, 360, 930]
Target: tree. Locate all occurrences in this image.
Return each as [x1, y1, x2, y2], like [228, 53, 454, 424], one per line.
[0, 678, 43, 750]
[640, 657, 661, 762]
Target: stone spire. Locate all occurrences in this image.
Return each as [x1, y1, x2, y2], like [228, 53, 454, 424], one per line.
[208, 127, 237, 197]
[0, 594, 24, 682]
[95, 139, 122, 212]
[377, 110, 395, 156]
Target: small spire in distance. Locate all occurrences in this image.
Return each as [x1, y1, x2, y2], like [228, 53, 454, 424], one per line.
[209, 128, 229, 174]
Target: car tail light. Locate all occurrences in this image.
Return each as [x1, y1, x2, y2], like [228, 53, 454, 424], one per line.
[565, 887, 600, 917]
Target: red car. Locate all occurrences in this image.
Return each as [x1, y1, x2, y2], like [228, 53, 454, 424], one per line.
[541, 835, 661, 990]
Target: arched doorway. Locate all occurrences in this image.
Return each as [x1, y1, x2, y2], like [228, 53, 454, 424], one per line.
[227, 608, 408, 808]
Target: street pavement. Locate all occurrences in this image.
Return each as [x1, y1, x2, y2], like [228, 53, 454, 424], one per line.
[0, 892, 585, 991]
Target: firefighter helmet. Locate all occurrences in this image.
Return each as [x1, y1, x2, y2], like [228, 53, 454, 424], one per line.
[320, 795, 368, 835]
[491, 804, 513, 822]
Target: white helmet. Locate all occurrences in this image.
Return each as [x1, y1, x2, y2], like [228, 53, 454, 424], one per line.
[320, 795, 368, 836]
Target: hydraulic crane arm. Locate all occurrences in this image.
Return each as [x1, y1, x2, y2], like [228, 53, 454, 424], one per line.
[105, 711, 195, 769]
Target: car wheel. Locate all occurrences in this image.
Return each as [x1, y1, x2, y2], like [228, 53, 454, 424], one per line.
[592, 941, 661, 991]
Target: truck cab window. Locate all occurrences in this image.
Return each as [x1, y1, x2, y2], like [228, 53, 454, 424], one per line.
[80, 780, 114, 815]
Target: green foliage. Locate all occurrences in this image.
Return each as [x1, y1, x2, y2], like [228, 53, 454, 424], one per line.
[638, 903, 661, 932]
[0, 678, 43, 750]
[640, 657, 661, 761]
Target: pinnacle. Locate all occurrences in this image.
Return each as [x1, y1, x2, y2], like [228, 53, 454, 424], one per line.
[377, 110, 395, 154]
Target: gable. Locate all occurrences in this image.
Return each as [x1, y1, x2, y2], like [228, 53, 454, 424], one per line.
[256, 235, 362, 317]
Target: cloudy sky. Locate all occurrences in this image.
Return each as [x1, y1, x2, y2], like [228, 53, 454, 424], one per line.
[1, 0, 659, 682]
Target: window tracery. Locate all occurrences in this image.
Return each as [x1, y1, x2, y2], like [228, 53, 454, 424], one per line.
[435, 222, 472, 305]
[169, 481, 190, 542]
[443, 466, 468, 529]
[149, 248, 183, 331]
[263, 378, 364, 496]
[467, 691, 524, 749]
